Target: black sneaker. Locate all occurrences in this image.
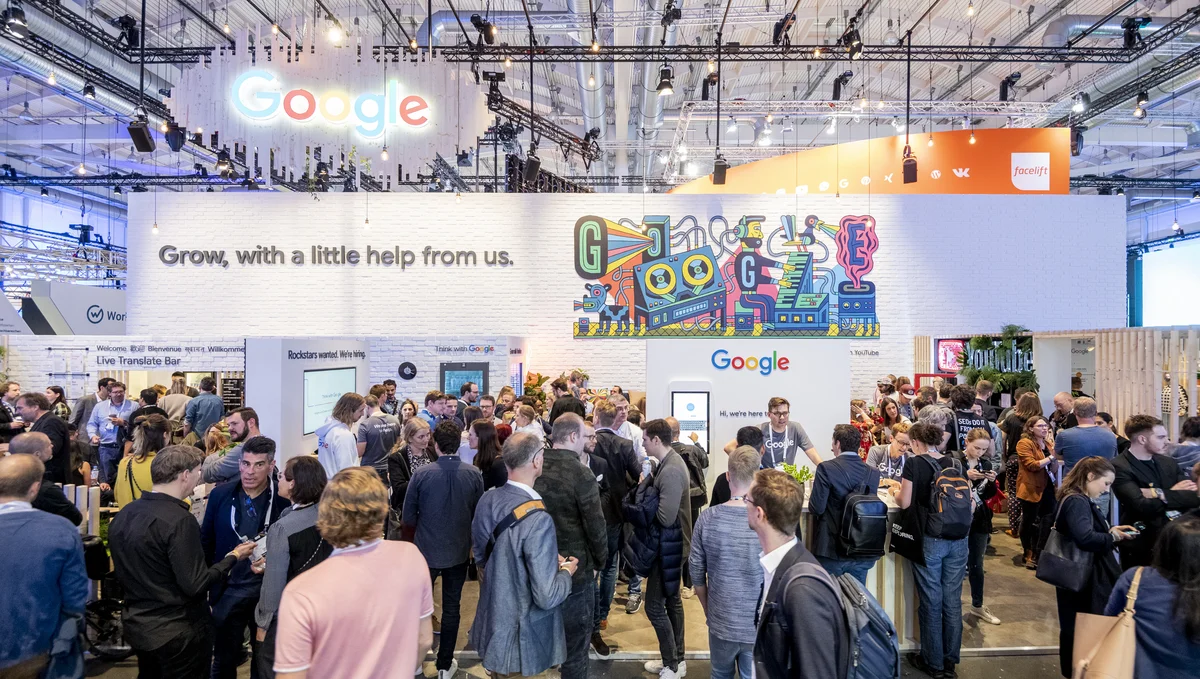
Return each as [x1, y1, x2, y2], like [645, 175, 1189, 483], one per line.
[590, 632, 611, 657]
[906, 652, 945, 678]
[942, 662, 957, 679]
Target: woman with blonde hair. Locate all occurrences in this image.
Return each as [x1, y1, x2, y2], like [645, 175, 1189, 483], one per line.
[205, 423, 232, 457]
[513, 404, 542, 438]
[115, 414, 171, 505]
[386, 417, 435, 514]
[316, 393, 366, 478]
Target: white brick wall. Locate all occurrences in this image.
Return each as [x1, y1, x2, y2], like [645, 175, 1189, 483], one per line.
[125, 193, 1127, 400]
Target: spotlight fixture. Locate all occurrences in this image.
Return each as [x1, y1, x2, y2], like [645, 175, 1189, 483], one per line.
[316, 162, 329, 178]
[1192, 189, 1199, 202]
[380, 146, 389, 161]
[1072, 92, 1091, 114]
[707, 58, 715, 73]
[470, 14, 496, 45]
[727, 116, 737, 133]
[272, 23, 279, 34]
[591, 39, 600, 52]
[701, 72, 719, 100]
[39, 187, 47, 197]
[999, 72, 1022, 102]
[3, 0, 28, 39]
[82, 83, 96, 99]
[159, 120, 169, 133]
[656, 65, 674, 97]
[966, 0, 976, 17]
[504, 56, 513, 68]
[712, 155, 728, 185]
[1070, 125, 1085, 156]
[685, 161, 698, 176]
[772, 12, 796, 45]
[410, 37, 418, 51]
[832, 70, 853, 101]
[1115, 187, 1125, 196]
[677, 143, 687, 159]
[216, 148, 231, 171]
[113, 186, 123, 195]
[1122, 16, 1152, 49]
[46, 71, 56, 86]
[1136, 91, 1149, 107]
[1133, 104, 1146, 119]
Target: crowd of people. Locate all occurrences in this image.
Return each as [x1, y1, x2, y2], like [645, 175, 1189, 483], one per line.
[1, 372, 1199, 679]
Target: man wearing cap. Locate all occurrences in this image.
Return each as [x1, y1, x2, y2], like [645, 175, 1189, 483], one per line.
[897, 384, 917, 421]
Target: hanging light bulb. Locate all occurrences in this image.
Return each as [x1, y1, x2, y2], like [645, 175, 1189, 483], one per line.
[969, 130, 977, 144]
[272, 23, 279, 34]
[410, 37, 418, 50]
[223, 22, 231, 33]
[380, 146, 389, 161]
[76, 163, 86, 175]
[591, 38, 600, 52]
[766, 112, 774, 124]
[826, 118, 837, 135]
[1132, 104, 1146, 119]
[927, 134, 934, 147]
[364, 216, 370, 226]
[455, 192, 462, 203]
[1173, 218, 1181, 231]
[859, 96, 868, 110]
[588, 73, 596, 88]
[726, 116, 737, 133]
[504, 56, 513, 68]
[813, 46, 822, 57]
[46, 71, 56, 86]
[707, 58, 715, 73]
[160, 120, 169, 132]
[152, 222, 159, 235]
[884, 19, 899, 46]
[328, 20, 343, 42]
[967, 0, 976, 16]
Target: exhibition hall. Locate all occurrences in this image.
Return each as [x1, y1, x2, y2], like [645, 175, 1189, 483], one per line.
[1, 1, 1200, 679]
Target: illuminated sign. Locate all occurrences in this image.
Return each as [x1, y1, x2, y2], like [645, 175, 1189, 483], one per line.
[936, 339, 966, 372]
[231, 69, 430, 137]
[711, 349, 790, 376]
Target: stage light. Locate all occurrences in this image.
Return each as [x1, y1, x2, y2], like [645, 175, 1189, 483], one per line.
[216, 149, 231, 171]
[83, 83, 96, 99]
[46, 71, 56, 86]
[707, 58, 715, 73]
[504, 56, 513, 68]
[1115, 187, 1125, 196]
[712, 156, 728, 185]
[772, 13, 796, 45]
[766, 112, 774, 123]
[656, 65, 674, 97]
[4, 1, 28, 39]
[826, 118, 837, 135]
[160, 120, 169, 132]
[75, 163, 86, 175]
[380, 146, 389, 161]
[40, 187, 48, 197]
[114, 186, 122, 195]
[470, 14, 497, 45]
[1192, 190, 1199, 202]
[410, 37, 418, 51]
[999, 72, 1022, 102]
[327, 20, 343, 42]
[832, 70, 853, 101]
[223, 22, 230, 33]
[1133, 104, 1146, 119]
[677, 143, 687, 159]
[1072, 96, 1085, 114]
[966, 1, 975, 17]
[685, 161, 698, 176]
[1136, 91, 1149, 106]
[592, 39, 600, 52]
[727, 117, 737, 133]
[657, 152, 669, 165]
[272, 23, 279, 34]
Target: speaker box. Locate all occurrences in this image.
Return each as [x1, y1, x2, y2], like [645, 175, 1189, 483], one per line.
[523, 155, 541, 182]
[165, 126, 186, 152]
[712, 157, 729, 185]
[903, 157, 918, 184]
[127, 121, 157, 153]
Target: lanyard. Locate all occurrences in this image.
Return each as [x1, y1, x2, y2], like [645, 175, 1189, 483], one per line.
[885, 453, 905, 478]
[230, 484, 275, 541]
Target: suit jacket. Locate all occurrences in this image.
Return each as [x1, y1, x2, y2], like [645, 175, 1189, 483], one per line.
[593, 429, 640, 505]
[199, 477, 286, 602]
[533, 449, 608, 585]
[754, 543, 849, 679]
[808, 453, 880, 559]
[30, 411, 71, 484]
[68, 394, 99, 433]
[1016, 437, 1054, 503]
[585, 452, 619, 526]
[1112, 450, 1200, 566]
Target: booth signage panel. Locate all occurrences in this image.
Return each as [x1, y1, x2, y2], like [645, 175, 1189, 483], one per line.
[647, 339, 850, 478]
[91, 340, 245, 368]
[0, 296, 31, 335]
[32, 281, 126, 335]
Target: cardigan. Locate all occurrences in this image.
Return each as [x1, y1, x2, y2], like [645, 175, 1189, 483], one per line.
[1016, 437, 1055, 503]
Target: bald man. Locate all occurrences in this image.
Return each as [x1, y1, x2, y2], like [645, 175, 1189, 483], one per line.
[8, 432, 82, 526]
[1051, 392, 1078, 433]
[0, 454, 88, 677]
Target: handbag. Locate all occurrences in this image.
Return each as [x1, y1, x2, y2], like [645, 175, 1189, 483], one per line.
[1036, 498, 1094, 592]
[985, 487, 1007, 513]
[1072, 566, 1143, 679]
[888, 505, 925, 566]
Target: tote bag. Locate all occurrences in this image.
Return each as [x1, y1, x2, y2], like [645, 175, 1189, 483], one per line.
[1072, 567, 1143, 679]
[1036, 499, 1094, 592]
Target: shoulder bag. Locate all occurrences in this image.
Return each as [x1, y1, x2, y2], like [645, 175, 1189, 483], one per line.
[1036, 496, 1094, 592]
[1071, 567, 1143, 679]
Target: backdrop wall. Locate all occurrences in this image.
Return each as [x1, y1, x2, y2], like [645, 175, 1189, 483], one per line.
[127, 193, 1127, 397]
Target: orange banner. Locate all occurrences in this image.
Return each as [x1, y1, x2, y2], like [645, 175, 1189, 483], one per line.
[670, 127, 1069, 195]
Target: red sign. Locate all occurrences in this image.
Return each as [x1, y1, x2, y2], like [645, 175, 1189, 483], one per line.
[936, 339, 966, 372]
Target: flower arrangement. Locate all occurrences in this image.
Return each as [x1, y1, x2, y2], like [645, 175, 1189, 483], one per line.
[523, 371, 551, 411]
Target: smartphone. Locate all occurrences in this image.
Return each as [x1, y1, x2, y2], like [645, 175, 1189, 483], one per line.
[1132, 521, 1147, 532]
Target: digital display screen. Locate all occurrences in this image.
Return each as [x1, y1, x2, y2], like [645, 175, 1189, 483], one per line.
[440, 362, 489, 399]
[303, 367, 357, 435]
[671, 391, 710, 454]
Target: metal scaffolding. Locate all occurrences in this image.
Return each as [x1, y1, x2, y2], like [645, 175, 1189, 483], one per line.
[0, 222, 126, 304]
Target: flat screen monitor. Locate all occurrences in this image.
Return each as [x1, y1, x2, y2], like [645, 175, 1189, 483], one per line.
[671, 391, 710, 454]
[440, 362, 489, 401]
[303, 367, 357, 435]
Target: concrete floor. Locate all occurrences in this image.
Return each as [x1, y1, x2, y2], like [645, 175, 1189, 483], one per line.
[90, 518, 1062, 677]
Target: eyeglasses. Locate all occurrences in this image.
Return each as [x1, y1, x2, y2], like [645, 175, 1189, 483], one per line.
[769, 410, 789, 417]
[744, 495, 757, 507]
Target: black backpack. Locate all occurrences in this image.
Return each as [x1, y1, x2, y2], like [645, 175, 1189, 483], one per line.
[924, 456, 973, 540]
[838, 480, 889, 559]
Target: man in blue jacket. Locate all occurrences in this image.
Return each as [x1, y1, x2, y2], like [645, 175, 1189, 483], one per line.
[200, 436, 285, 679]
[0, 454, 88, 677]
[809, 424, 882, 584]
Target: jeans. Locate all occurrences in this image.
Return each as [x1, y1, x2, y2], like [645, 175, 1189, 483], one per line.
[255, 618, 277, 679]
[98, 443, 121, 486]
[967, 532, 988, 608]
[135, 626, 213, 679]
[910, 536, 969, 672]
[429, 562, 469, 671]
[708, 633, 754, 679]
[645, 560, 685, 671]
[211, 595, 259, 679]
[1020, 491, 1056, 555]
[561, 578, 596, 679]
[816, 556, 875, 585]
[594, 524, 621, 631]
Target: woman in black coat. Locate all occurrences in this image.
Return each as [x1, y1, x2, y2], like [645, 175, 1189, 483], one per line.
[1051, 456, 1138, 677]
[963, 429, 1000, 625]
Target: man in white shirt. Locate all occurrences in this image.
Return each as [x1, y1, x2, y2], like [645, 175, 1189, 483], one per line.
[609, 393, 645, 459]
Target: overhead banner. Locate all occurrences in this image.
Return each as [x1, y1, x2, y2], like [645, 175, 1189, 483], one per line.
[25, 281, 125, 335]
[671, 128, 1069, 196]
[572, 211, 880, 339]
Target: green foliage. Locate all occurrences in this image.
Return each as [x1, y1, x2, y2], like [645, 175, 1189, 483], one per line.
[782, 463, 814, 484]
[957, 324, 1038, 393]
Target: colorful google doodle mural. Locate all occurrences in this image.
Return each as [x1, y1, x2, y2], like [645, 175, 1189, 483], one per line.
[572, 213, 880, 339]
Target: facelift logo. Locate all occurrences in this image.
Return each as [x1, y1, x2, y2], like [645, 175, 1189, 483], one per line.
[1011, 153, 1051, 191]
[231, 70, 430, 137]
[711, 349, 790, 376]
[86, 305, 104, 324]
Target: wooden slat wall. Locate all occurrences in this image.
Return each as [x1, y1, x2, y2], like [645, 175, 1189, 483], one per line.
[913, 336, 932, 375]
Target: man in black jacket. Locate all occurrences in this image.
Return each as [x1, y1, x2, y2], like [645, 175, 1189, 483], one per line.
[534, 413, 607, 679]
[8, 432, 82, 525]
[1112, 414, 1199, 567]
[582, 420, 618, 655]
[591, 400, 642, 620]
[809, 424, 881, 584]
[109, 446, 256, 678]
[751, 469, 848, 679]
[18, 393, 70, 484]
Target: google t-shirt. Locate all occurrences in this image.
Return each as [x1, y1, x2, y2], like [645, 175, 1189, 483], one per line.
[760, 422, 814, 468]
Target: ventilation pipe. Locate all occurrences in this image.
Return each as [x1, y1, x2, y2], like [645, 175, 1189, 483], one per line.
[635, 0, 681, 175]
[567, 0, 607, 151]
[1041, 15, 1200, 47]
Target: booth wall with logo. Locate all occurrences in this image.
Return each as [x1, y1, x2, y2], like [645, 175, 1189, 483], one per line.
[127, 193, 1126, 399]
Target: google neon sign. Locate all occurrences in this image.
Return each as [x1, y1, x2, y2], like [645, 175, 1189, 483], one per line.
[230, 69, 430, 138]
[711, 349, 790, 376]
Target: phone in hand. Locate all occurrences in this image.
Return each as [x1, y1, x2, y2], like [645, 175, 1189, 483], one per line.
[1132, 521, 1147, 532]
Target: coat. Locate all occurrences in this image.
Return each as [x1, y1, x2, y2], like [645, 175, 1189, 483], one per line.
[753, 543, 850, 679]
[199, 478, 286, 602]
[1055, 493, 1122, 612]
[1016, 437, 1055, 503]
[623, 477, 684, 596]
[470, 483, 572, 676]
[1111, 450, 1200, 567]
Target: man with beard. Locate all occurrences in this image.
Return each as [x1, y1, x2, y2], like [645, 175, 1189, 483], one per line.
[204, 408, 263, 484]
